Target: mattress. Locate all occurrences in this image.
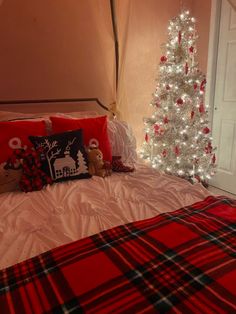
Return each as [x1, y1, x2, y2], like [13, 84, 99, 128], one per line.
[0, 162, 211, 270]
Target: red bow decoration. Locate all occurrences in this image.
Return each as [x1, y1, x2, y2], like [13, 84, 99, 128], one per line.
[163, 116, 169, 124]
[212, 154, 216, 164]
[200, 79, 207, 92]
[162, 149, 167, 157]
[178, 31, 182, 44]
[205, 142, 212, 154]
[174, 146, 180, 156]
[154, 124, 160, 135]
[185, 62, 188, 75]
[199, 103, 205, 114]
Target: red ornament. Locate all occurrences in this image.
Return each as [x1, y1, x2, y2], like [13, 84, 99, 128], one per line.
[178, 31, 182, 44]
[176, 98, 184, 105]
[145, 133, 149, 142]
[174, 146, 180, 156]
[162, 149, 167, 157]
[212, 153, 216, 164]
[200, 79, 207, 92]
[193, 83, 198, 90]
[191, 110, 195, 119]
[189, 46, 194, 53]
[163, 116, 169, 124]
[203, 127, 210, 134]
[160, 55, 167, 63]
[185, 62, 188, 75]
[166, 85, 170, 90]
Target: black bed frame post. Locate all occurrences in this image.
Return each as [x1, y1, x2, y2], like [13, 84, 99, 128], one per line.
[110, 0, 119, 92]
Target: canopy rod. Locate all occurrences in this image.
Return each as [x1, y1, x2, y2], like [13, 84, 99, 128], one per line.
[110, 0, 119, 91]
[0, 97, 114, 115]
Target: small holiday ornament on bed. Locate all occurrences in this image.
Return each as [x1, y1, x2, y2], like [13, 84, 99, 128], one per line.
[30, 129, 91, 183]
[140, 10, 216, 184]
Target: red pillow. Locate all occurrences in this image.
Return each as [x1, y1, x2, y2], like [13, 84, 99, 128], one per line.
[0, 120, 47, 164]
[50, 115, 112, 162]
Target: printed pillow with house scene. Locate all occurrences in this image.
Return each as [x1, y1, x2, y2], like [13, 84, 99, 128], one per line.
[29, 129, 91, 183]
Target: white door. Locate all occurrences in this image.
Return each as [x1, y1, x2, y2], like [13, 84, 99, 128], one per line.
[211, 0, 236, 194]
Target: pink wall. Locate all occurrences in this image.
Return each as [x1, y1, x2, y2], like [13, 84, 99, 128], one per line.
[192, 0, 212, 72]
[0, 0, 115, 107]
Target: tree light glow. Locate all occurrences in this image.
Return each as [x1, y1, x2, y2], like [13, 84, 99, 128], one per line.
[141, 10, 216, 184]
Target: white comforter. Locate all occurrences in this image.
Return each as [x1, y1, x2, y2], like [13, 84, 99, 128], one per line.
[0, 163, 211, 270]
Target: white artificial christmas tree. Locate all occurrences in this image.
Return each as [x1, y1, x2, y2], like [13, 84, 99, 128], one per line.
[140, 10, 216, 183]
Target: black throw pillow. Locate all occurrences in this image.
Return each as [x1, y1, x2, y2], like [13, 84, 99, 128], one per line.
[29, 129, 91, 183]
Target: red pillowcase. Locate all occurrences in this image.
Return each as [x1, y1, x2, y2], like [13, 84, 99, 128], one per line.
[50, 116, 112, 162]
[0, 120, 47, 164]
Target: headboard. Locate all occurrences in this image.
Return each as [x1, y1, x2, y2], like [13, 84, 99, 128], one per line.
[0, 98, 115, 118]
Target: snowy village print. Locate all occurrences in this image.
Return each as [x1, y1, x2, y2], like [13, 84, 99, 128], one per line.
[36, 136, 89, 181]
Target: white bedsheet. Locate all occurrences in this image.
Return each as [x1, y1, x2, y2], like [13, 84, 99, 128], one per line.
[0, 163, 211, 270]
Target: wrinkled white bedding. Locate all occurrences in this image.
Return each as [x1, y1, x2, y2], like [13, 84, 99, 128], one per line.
[0, 163, 211, 270]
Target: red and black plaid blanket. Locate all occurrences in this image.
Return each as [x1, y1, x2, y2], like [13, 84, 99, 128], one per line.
[0, 196, 236, 313]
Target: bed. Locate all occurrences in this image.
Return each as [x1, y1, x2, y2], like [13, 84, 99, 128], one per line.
[0, 102, 235, 313]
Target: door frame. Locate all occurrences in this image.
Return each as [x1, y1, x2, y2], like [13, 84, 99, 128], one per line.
[205, 0, 222, 126]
